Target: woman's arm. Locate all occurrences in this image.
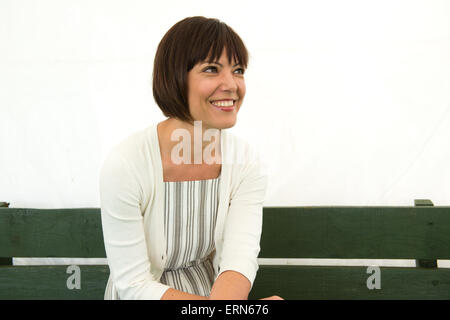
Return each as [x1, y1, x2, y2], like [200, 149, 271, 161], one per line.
[208, 270, 251, 300]
[100, 150, 171, 300]
[160, 271, 250, 300]
[161, 288, 208, 300]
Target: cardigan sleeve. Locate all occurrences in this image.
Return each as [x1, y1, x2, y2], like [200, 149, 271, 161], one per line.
[99, 149, 171, 300]
[217, 146, 268, 288]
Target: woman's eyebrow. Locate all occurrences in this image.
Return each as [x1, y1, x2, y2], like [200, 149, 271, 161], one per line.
[204, 61, 242, 67]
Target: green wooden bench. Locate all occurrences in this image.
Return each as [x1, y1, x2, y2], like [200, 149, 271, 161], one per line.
[1, 199, 449, 299]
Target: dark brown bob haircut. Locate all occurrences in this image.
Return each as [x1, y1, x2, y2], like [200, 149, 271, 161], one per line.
[152, 16, 249, 123]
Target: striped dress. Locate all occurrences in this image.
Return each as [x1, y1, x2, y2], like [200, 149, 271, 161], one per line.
[159, 175, 221, 297]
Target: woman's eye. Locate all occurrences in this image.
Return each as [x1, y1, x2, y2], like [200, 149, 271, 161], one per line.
[204, 66, 218, 73]
[203, 66, 245, 75]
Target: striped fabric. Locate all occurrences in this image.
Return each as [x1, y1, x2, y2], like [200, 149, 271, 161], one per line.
[159, 175, 221, 297]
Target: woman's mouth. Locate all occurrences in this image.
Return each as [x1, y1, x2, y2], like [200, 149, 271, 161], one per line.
[210, 99, 236, 112]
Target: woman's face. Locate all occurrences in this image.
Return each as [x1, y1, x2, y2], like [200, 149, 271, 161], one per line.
[187, 48, 246, 130]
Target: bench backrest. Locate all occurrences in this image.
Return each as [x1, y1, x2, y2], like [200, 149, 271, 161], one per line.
[1, 202, 449, 299]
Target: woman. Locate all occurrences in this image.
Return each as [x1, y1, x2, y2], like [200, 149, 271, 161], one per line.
[100, 16, 282, 300]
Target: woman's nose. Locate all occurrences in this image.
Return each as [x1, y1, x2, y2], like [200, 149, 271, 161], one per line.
[219, 71, 238, 92]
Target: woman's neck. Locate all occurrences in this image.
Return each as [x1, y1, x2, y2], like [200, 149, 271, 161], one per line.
[157, 118, 222, 165]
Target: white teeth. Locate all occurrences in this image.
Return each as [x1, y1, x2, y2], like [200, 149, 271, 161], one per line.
[211, 100, 234, 107]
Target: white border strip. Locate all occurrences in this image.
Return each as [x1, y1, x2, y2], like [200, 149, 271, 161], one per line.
[12, 258, 450, 268]
[257, 258, 417, 267]
[13, 258, 108, 265]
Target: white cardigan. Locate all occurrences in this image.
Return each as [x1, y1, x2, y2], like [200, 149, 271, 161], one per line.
[99, 123, 268, 300]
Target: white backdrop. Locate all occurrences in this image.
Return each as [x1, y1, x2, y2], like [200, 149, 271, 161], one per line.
[1, 0, 449, 267]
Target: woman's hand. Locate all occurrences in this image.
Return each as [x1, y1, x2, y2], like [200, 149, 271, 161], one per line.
[259, 295, 284, 300]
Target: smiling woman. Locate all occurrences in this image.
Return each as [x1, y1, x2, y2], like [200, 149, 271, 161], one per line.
[152, 16, 248, 128]
[187, 48, 245, 130]
[99, 16, 282, 301]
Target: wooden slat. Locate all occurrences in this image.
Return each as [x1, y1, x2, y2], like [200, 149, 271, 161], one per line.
[0, 208, 106, 258]
[0, 265, 109, 299]
[2, 264, 449, 300]
[249, 265, 450, 300]
[2, 206, 450, 259]
[259, 206, 450, 259]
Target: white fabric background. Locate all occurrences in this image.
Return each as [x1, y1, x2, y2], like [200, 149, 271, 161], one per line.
[1, 0, 449, 267]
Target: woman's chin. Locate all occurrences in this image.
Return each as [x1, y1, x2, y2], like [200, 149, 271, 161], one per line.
[214, 117, 237, 129]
